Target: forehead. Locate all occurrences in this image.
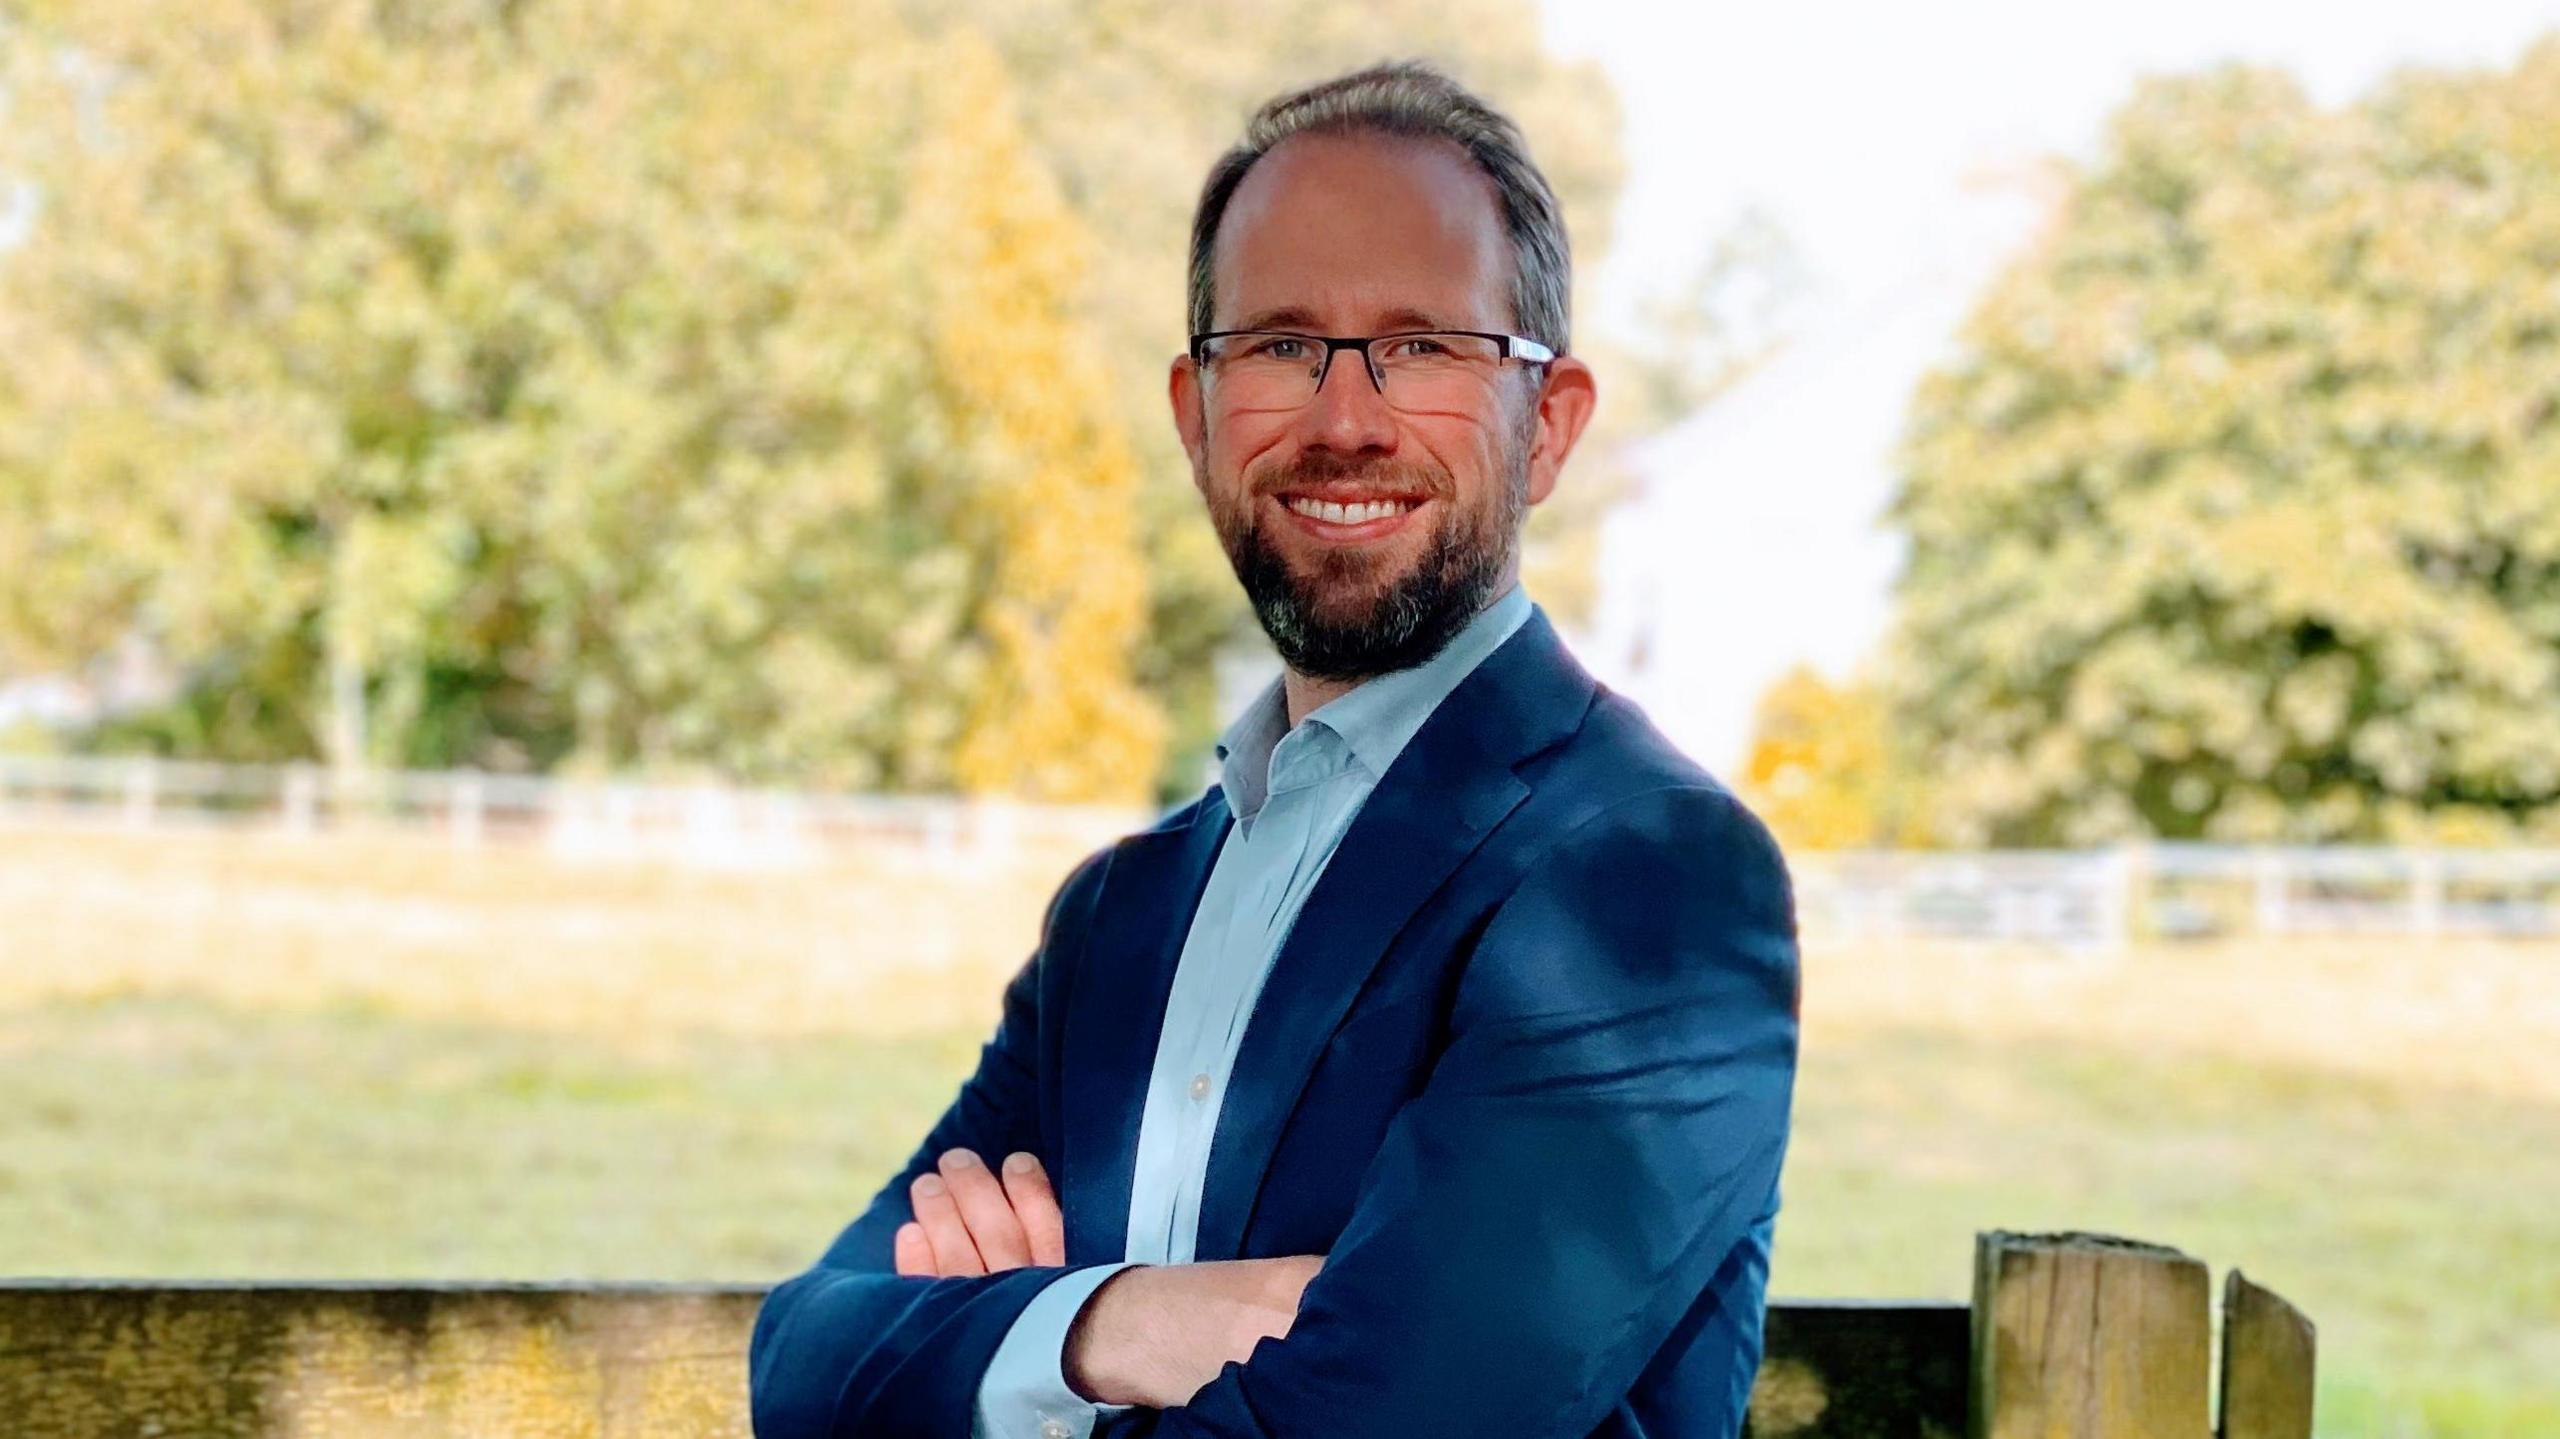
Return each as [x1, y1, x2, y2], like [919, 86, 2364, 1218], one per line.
[1211, 130, 1511, 332]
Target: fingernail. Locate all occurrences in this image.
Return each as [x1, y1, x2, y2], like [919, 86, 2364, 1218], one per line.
[1004, 1152, 1037, 1174]
[914, 1174, 944, 1197]
[942, 1148, 979, 1169]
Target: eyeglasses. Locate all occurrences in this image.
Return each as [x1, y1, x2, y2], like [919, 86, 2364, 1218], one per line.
[1188, 329, 1555, 413]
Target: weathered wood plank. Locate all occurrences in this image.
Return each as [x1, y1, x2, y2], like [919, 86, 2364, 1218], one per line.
[1, 1283, 1971, 1437]
[1970, 1230, 2212, 1439]
[0, 1281, 765, 1439]
[2217, 1269, 2315, 1439]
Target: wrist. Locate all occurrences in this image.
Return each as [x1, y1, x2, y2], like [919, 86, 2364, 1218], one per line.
[1063, 1263, 1154, 1406]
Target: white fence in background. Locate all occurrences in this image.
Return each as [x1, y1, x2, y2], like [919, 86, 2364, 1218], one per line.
[1790, 843, 2560, 948]
[0, 753, 1146, 871]
[4, 753, 2557, 944]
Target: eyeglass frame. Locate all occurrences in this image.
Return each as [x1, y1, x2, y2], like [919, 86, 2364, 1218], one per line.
[1186, 328, 1557, 405]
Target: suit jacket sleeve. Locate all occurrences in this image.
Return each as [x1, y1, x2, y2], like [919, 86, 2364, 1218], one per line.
[750, 847, 1127, 1439]
[1110, 784, 1801, 1439]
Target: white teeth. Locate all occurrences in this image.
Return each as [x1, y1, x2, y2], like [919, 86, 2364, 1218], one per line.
[1286, 497, 1415, 524]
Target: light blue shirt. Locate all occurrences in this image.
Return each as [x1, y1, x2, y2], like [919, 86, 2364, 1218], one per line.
[972, 580, 1535, 1439]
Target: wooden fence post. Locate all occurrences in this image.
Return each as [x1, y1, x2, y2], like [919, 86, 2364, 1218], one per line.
[2119, 841, 2152, 946]
[282, 763, 318, 836]
[2217, 1269, 2316, 1439]
[120, 757, 157, 831]
[2252, 850, 2288, 935]
[452, 771, 485, 850]
[2409, 849, 2444, 938]
[1971, 1230, 2212, 1439]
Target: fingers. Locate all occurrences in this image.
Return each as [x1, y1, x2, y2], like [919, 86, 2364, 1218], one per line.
[908, 1167, 986, 1276]
[902, 1147, 1069, 1278]
[893, 1221, 934, 1277]
[1001, 1151, 1067, 1267]
[936, 1147, 1033, 1270]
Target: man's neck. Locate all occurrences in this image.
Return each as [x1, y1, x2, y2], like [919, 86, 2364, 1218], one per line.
[1281, 670, 1360, 730]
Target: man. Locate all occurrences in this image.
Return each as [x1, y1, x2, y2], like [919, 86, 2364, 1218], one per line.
[750, 58, 1799, 1439]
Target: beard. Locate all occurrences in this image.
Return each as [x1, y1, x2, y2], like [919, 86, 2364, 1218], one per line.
[1206, 410, 1532, 683]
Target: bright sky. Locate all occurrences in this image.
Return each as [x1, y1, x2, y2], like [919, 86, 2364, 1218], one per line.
[1532, 0, 2560, 776]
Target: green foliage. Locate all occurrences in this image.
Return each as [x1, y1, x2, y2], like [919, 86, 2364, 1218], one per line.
[1886, 39, 2560, 845]
[0, 0, 1675, 800]
[0, 0, 1162, 797]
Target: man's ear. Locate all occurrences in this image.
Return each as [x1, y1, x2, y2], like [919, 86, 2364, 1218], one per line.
[1170, 354, 1208, 493]
[1521, 355, 1597, 509]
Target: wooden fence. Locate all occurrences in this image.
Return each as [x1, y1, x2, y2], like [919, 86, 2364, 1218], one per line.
[0, 754, 1144, 871]
[0, 1232, 2310, 1437]
[7, 753, 2557, 944]
[1792, 842, 2560, 948]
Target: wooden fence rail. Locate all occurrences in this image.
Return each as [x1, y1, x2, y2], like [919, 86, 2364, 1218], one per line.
[1792, 841, 2560, 948]
[0, 754, 1145, 871]
[0, 1233, 2308, 1438]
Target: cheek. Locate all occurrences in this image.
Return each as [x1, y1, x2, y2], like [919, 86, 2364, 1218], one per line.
[1422, 441, 1508, 518]
[1214, 422, 1291, 494]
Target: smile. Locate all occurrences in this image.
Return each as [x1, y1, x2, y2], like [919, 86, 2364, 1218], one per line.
[1284, 495, 1419, 524]
[1273, 493, 1426, 543]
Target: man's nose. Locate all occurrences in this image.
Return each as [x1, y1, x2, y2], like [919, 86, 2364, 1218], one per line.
[1300, 347, 1398, 453]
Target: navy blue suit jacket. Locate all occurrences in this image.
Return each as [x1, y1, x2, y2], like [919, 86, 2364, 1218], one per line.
[750, 606, 1801, 1438]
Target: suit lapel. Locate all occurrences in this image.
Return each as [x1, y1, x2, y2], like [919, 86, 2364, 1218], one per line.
[1190, 606, 1596, 1261]
[1057, 789, 1230, 1265]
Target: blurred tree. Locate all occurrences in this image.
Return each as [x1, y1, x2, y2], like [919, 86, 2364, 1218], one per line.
[917, 33, 1167, 800]
[1885, 40, 2560, 845]
[1739, 665, 1935, 851]
[0, 0, 1162, 799]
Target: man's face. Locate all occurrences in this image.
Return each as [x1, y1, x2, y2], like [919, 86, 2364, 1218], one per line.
[1171, 131, 1575, 682]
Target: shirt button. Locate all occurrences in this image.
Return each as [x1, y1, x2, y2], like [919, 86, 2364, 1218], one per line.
[1190, 1072, 1212, 1101]
[1039, 1419, 1072, 1439]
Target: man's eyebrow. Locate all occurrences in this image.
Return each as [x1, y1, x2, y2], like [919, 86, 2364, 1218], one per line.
[1226, 305, 1465, 333]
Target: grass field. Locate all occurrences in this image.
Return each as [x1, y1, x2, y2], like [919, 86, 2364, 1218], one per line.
[2, 823, 2555, 1436]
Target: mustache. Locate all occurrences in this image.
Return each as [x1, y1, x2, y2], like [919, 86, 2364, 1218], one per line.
[1256, 457, 1445, 501]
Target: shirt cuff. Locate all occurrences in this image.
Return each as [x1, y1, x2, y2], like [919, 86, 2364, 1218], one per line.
[972, 1261, 1137, 1439]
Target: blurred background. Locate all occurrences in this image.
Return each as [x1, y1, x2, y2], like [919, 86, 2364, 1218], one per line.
[1, 1, 2555, 1434]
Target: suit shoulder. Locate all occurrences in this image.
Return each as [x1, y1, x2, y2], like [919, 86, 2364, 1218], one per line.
[1514, 688, 1793, 911]
[1528, 685, 1771, 834]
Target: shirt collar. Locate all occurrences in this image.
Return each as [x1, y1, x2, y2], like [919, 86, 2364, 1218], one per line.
[1214, 580, 1533, 824]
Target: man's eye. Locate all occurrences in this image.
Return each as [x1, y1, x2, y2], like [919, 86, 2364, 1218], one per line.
[1251, 337, 1308, 359]
[1388, 337, 1451, 358]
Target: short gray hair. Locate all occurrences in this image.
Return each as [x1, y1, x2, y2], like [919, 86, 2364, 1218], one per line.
[1186, 58, 1573, 357]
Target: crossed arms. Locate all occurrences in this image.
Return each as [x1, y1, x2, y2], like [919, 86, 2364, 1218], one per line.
[892, 1144, 1324, 1411]
[748, 784, 1800, 1438]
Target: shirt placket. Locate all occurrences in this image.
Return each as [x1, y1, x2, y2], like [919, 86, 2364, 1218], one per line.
[1162, 760, 1316, 1264]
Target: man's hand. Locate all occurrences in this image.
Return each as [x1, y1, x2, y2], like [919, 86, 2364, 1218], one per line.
[894, 1147, 1066, 1276]
[1062, 1254, 1325, 1409]
[894, 1146, 1325, 1409]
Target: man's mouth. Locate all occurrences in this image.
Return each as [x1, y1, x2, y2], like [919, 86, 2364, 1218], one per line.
[1280, 494, 1422, 525]
[1268, 488, 1428, 543]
